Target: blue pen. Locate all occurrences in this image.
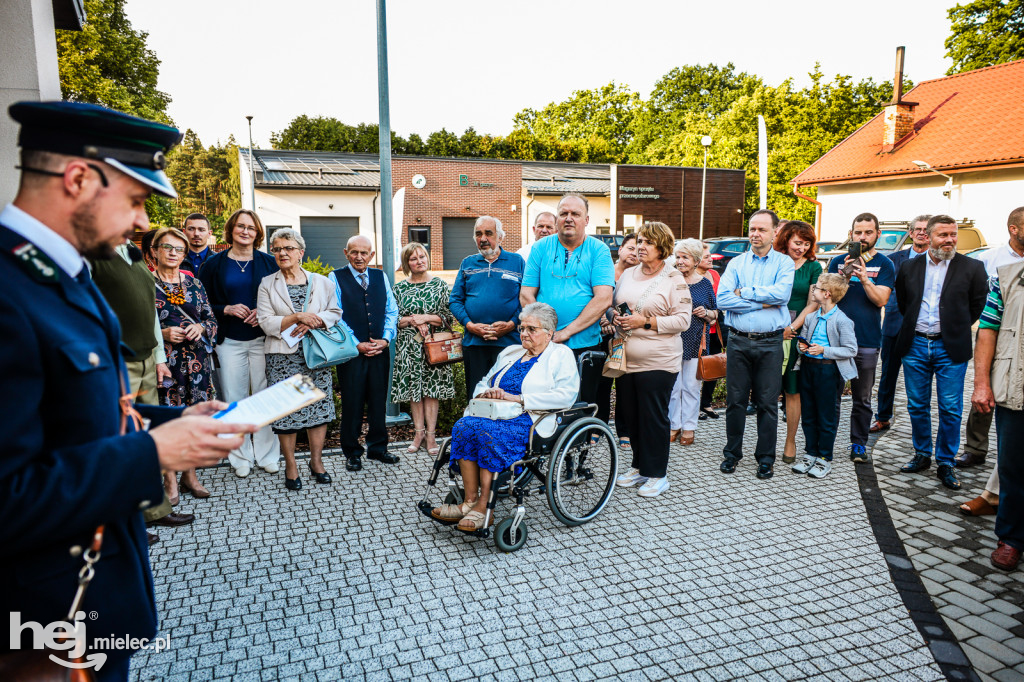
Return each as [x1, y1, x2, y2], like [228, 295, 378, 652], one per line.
[212, 402, 238, 419]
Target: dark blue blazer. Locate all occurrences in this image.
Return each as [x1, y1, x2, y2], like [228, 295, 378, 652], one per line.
[881, 247, 919, 337]
[197, 248, 278, 344]
[0, 224, 178, 668]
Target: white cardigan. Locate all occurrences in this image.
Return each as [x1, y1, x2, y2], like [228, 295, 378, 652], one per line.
[472, 342, 579, 423]
[257, 269, 344, 355]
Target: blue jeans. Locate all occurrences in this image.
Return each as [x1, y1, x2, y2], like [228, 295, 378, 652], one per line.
[901, 336, 967, 466]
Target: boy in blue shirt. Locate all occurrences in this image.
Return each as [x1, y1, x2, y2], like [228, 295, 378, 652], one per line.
[793, 273, 859, 478]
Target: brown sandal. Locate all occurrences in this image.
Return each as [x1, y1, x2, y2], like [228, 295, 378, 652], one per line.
[959, 496, 998, 516]
[679, 434, 695, 446]
[430, 499, 475, 521]
[456, 510, 493, 532]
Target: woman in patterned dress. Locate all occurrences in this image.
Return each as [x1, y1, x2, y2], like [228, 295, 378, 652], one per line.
[430, 303, 579, 532]
[257, 229, 344, 491]
[152, 227, 218, 499]
[390, 242, 455, 456]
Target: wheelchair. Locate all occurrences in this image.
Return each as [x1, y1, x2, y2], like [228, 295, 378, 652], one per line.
[417, 351, 618, 552]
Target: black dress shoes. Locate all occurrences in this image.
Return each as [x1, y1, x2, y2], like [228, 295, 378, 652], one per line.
[147, 532, 159, 546]
[148, 512, 195, 527]
[285, 477, 302, 491]
[937, 464, 961, 490]
[720, 458, 737, 474]
[901, 454, 932, 473]
[346, 457, 363, 472]
[756, 462, 774, 479]
[308, 462, 331, 484]
[955, 451, 986, 468]
[368, 451, 401, 464]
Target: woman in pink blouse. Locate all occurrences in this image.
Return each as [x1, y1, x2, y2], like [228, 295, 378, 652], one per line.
[611, 222, 693, 498]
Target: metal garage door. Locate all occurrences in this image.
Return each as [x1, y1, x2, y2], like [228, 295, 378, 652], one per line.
[299, 217, 359, 269]
[442, 217, 478, 270]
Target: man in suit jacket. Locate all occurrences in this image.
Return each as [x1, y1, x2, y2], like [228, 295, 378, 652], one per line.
[1, 101, 252, 681]
[895, 215, 988, 490]
[327, 235, 400, 471]
[872, 215, 931, 433]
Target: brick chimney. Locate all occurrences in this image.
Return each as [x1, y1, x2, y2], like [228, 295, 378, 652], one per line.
[881, 46, 917, 152]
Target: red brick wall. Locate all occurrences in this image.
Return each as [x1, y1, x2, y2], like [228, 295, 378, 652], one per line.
[392, 159, 522, 270]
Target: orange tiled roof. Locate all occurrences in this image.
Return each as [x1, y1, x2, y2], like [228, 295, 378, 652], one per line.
[792, 59, 1024, 186]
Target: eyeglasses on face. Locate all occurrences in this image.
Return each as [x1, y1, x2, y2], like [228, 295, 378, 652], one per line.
[271, 245, 301, 254]
[157, 243, 185, 254]
[518, 325, 550, 335]
[235, 225, 258, 234]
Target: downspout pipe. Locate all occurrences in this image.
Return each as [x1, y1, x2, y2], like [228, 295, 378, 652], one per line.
[371, 190, 380, 267]
[524, 193, 536, 248]
[792, 184, 822, 240]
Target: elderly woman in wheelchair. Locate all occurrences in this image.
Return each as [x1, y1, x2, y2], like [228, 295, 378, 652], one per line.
[430, 302, 578, 531]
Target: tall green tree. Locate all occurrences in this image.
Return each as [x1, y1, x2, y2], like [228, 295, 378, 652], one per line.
[56, 0, 171, 123]
[945, 0, 1024, 74]
[152, 131, 240, 233]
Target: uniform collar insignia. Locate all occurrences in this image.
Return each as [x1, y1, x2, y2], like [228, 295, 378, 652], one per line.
[12, 241, 59, 282]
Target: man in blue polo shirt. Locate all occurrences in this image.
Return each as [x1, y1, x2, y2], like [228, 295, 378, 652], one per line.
[520, 194, 614, 400]
[450, 215, 525, 395]
[827, 212, 896, 463]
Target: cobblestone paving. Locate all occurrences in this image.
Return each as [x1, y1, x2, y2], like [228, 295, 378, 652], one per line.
[132, 403, 944, 681]
[870, 361, 1024, 682]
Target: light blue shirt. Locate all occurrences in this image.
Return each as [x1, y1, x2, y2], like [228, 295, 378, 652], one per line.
[326, 264, 399, 343]
[807, 306, 836, 358]
[717, 248, 795, 333]
[522, 235, 615, 348]
[1, 204, 86, 277]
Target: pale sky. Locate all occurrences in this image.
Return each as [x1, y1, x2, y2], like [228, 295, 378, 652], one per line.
[125, 0, 956, 148]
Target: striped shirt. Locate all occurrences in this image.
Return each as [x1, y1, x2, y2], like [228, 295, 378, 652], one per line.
[979, 277, 1004, 330]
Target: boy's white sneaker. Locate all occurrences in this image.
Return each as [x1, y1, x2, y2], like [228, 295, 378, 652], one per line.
[808, 458, 832, 479]
[616, 468, 647, 487]
[638, 477, 669, 497]
[792, 456, 816, 474]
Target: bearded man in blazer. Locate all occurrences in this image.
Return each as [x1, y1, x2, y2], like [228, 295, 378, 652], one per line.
[894, 214, 988, 490]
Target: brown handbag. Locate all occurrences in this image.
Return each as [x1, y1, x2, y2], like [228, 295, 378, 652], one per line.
[422, 322, 464, 366]
[695, 322, 727, 381]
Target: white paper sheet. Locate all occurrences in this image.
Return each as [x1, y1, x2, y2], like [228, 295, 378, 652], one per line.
[281, 324, 303, 348]
[213, 374, 326, 434]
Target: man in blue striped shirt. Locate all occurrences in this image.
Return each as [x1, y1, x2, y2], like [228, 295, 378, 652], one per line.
[717, 209, 795, 479]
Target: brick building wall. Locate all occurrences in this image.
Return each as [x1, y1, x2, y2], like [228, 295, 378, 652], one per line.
[392, 158, 522, 270]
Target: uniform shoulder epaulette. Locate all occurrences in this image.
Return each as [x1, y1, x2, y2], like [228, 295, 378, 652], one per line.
[10, 241, 59, 283]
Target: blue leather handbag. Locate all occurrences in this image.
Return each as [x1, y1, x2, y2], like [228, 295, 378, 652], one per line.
[300, 279, 359, 369]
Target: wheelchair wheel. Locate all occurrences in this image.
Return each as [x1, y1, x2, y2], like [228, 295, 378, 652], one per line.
[494, 517, 529, 552]
[546, 417, 617, 526]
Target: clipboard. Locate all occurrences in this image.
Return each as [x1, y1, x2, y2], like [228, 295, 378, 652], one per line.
[213, 374, 326, 431]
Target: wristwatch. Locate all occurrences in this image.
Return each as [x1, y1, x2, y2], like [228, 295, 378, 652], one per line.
[643, 317, 652, 330]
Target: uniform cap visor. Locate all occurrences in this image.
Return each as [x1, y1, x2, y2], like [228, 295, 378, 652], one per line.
[104, 158, 177, 198]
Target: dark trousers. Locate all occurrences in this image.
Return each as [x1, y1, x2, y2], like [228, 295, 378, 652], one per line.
[800, 362, 845, 461]
[842, 347, 879, 447]
[616, 370, 676, 478]
[572, 343, 603, 405]
[463, 345, 504, 397]
[700, 327, 725, 409]
[965, 403, 994, 456]
[724, 333, 784, 463]
[875, 334, 900, 423]
[995, 406, 1024, 549]
[595, 334, 614, 423]
[337, 352, 390, 459]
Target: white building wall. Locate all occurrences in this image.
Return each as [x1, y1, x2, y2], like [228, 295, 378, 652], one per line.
[519, 192, 611, 248]
[252, 187, 380, 257]
[815, 167, 1024, 246]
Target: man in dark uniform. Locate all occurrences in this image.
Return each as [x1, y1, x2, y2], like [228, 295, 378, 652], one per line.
[0, 101, 255, 681]
[327, 234, 400, 471]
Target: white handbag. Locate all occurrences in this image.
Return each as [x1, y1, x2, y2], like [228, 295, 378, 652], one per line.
[465, 398, 524, 421]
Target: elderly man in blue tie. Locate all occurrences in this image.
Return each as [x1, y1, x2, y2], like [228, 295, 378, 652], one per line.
[716, 209, 795, 480]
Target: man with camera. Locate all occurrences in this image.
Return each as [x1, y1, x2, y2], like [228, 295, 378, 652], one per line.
[826, 212, 896, 464]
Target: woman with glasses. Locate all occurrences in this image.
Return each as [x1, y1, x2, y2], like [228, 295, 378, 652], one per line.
[257, 229, 343, 490]
[775, 220, 822, 464]
[151, 227, 218, 501]
[390, 242, 455, 457]
[612, 222, 692, 498]
[198, 209, 280, 478]
[431, 302, 579, 531]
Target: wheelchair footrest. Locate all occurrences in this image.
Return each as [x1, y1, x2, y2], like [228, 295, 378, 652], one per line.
[418, 501, 463, 526]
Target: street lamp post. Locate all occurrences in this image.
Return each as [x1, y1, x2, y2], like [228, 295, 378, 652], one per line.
[699, 135, 712, 241]
[912, 159, 953, 212]
[246, 115, 256, 212]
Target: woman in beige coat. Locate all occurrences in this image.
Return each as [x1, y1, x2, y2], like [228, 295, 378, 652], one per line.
[257, 229, 344, 490]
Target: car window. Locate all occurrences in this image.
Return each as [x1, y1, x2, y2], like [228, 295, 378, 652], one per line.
[721, 242, 748, 254]
[876, 231, 905, 250]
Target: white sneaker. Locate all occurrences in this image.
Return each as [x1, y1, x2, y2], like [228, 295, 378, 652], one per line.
[616, 468, 647, 487]
[638, 477, 669, 497]
[234, 464, 251, 478]
[263, 461, 280, 474]
[808, 458, 832, 479]
[792, 456, 816, 475]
